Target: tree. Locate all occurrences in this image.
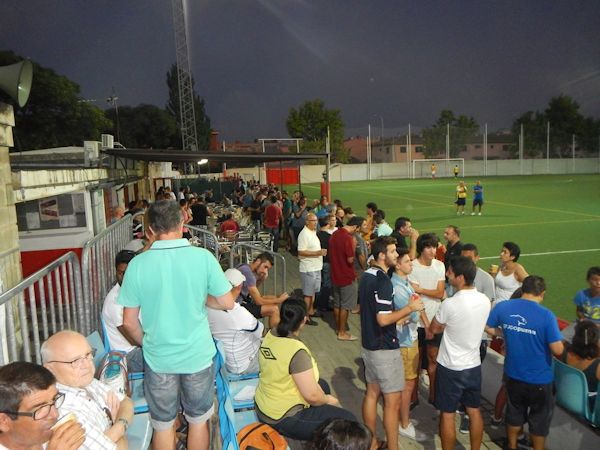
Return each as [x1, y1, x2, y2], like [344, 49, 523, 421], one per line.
[422, 110, 479, 158]
[104, 104, 179, 148]
[511, 95, 597, 158]
[286, 99, 348, 163]
[166, 64, 212, 150]
[0, 51, 112, 151]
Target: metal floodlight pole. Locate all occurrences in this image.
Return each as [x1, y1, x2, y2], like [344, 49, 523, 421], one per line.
[484, 123, 488, 176]
[572, 134, 576, 173]
[546, 121, 550, 174]
[367, 124, 372, 180]
[407, 124, 412, 179]
[446, 123, 450, 160]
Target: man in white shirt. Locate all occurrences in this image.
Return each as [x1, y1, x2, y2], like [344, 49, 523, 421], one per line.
[0, 361, 85, 450]
[42, 331, 134, 450]
[407, 233, 446, 404]
[430, 256, 491, 450]
[208, 269, 264, 374]
[297, 213, 326, 325]
[101, 250, 143, 372]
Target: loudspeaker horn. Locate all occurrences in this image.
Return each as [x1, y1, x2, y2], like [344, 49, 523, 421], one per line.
[0, 60, 33, 107]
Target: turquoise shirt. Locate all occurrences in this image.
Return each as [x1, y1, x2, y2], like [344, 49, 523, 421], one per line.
[118, 239, 231, 373]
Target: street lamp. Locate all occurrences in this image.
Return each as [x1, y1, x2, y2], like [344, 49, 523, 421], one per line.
[197, 159, 208, 177]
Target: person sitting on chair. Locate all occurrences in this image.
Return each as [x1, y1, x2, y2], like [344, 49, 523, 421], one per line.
[42, 331, 134, 450]
[255, 298, 356, 441]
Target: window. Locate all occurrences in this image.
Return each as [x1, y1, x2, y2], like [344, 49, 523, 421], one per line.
[16, 193, 87, 232]
[474, 144, 481, 149]
[400, 146, 407, 153]
[415, 146, 423, 153]
[490, 145, 495, 149]
[503, 145, 509, 151]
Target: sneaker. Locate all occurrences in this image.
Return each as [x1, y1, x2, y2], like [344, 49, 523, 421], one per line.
[517, 436, 533, 450]
[459, 414, 470, 434]
[490, 415, 503, 429]
[419, 371, 430, 389]
[471, 212, 475, 215]
[399, 422, 427, 442]
[456, 212, 460, 215]
[478, 212, 482, 216]
[461, 211, 465, 215]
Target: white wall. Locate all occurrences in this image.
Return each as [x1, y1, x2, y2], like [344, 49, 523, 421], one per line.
[231, 158, 600, 184]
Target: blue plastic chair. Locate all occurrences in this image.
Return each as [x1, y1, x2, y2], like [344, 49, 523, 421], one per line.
[554, 359, 593, 422]
[214, 340, 259, 411]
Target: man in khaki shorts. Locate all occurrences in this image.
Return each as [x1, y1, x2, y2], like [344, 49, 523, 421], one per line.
[391, 247, 428, 441]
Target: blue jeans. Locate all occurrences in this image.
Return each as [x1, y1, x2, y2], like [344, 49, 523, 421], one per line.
[265, 226, 280, 252]
[144, 362, 215, 431]
[271, 379, 356, 441]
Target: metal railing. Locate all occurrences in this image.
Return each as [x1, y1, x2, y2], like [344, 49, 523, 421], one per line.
[229, 243, 287, 296]
[0, 252, 84, 365]
[81, 215, 133, 335]
[188, 224, 220, 259]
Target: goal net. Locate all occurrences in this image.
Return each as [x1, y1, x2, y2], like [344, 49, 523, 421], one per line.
[412, 158, 464, 179]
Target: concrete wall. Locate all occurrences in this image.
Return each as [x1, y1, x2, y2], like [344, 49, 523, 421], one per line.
[227, 158, 600, 185]
[0, 103, 22, 361]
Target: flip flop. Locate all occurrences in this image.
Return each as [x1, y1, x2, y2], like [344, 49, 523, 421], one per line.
[337, 334, 358, 341]
[376, 440, 387, 449]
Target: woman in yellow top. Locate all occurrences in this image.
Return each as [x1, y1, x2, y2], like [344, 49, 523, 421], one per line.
[455, 180, 467, 215]
[255, 298, 356, 441]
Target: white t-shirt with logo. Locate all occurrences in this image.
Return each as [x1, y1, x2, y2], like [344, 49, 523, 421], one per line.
[435, 287, 491, 370]
[207, 303, 264, 374]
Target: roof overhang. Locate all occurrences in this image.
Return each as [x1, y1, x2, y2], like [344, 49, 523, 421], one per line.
[102, 149, 328, 164]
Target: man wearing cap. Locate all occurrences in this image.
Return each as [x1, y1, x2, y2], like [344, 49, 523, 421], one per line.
[207, 269, 264, 375]
[329, 216, 364, 341]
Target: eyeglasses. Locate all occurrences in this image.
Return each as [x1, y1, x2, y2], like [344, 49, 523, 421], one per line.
[46, 349, 97, 369]
[0, 392, 65, 421]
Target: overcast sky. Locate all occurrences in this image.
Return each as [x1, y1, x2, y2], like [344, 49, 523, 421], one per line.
[2, 0, 599, 141]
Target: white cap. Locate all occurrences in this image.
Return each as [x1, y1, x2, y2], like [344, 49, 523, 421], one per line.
[124, 239, 144, 253]
[224, 268, 246, 287]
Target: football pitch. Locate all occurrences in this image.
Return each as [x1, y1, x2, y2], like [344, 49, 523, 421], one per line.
[288, 174, 600, 321]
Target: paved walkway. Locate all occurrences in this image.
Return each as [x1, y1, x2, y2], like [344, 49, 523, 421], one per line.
[278, 248, 504, 450]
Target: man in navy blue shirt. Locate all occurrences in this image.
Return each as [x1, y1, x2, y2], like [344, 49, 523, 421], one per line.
[485, 275, 563, 450]
[359, 237, 424, 450]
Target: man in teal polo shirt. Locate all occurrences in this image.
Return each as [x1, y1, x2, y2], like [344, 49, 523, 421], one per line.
[119, 200, 233, 450]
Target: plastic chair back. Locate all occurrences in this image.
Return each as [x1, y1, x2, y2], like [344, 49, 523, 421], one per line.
[554, 359, 592, 421]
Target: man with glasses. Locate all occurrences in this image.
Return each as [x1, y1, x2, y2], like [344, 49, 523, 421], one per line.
[42, 330, 134, 450]
[0, 361, 85, 450]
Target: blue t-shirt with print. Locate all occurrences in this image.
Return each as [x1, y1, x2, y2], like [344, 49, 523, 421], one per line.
[390, 273, 419, 347]
[573, 288, 600, 324]
[487, 299, 562, 384]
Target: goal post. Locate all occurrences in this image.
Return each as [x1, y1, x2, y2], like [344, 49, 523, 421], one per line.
[412, 158, 464, 179]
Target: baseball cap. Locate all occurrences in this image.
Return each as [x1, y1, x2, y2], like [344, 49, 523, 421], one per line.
[224, 268, 246, 287]
[347, 216, 365, 227]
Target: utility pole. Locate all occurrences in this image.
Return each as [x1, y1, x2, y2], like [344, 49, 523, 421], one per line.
[106, 87, 120, 143]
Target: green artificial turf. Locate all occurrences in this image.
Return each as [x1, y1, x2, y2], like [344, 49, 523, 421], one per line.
[287, 174, 600, 321]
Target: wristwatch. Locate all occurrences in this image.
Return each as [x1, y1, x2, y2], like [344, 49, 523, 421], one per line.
[116, 417, 129, 432]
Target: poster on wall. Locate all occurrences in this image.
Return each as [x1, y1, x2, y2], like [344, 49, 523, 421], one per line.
[39, 197, 59, 222]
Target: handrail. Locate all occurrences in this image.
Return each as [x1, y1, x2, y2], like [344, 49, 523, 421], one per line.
[81, 214, 133, 336]
[0, 251, 84, 364]
[188, 224, 220, 259]
[229, 243, 287, 297]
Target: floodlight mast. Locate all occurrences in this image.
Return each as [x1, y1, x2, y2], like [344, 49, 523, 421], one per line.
[172, 0, 198, 154]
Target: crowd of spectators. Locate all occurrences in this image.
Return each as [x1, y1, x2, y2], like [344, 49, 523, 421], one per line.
[1, 181, 599, 450]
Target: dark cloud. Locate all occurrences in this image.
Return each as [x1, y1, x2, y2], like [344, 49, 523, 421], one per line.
[2, 0, 599, 141]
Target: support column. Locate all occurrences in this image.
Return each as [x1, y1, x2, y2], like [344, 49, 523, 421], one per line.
[0, 103, 23, 364]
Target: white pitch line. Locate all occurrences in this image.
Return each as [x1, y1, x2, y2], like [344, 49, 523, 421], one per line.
[479, 248, 600, 260]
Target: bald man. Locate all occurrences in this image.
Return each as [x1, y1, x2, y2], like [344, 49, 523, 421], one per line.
[42, 331, 134, 450]
[297, 212, 326, 324]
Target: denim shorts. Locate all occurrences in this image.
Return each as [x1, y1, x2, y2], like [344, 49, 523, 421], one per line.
[144, 362, 215, 431]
